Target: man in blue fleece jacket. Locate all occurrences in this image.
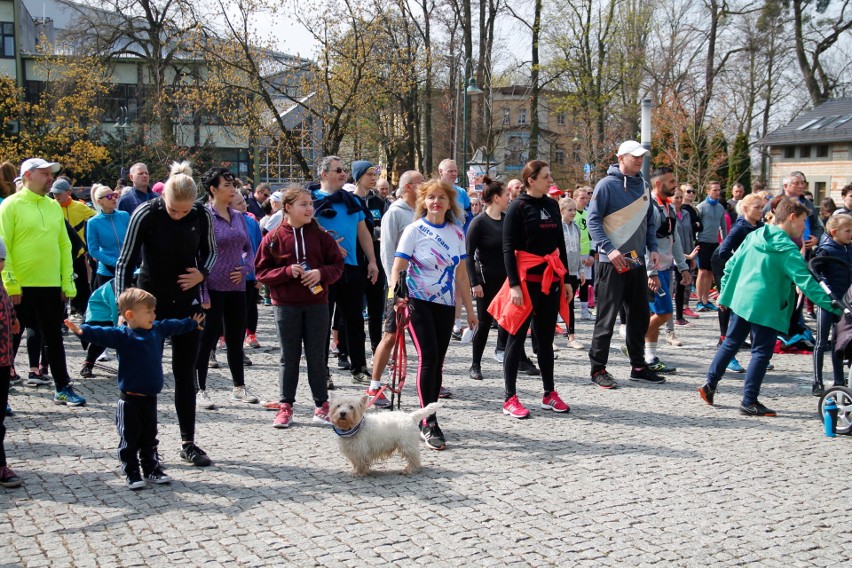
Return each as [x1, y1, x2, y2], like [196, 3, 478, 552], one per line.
[586, 140, 660, 389]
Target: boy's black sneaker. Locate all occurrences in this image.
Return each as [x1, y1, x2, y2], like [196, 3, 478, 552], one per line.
[125, 469, 146, 490]
[518, 358, 540, 376]
[336, 355, 351, 370]
[698, 384, 715, 405]
[420, 423, 446, 451]
[591, 370, 618, 389]
[469, 366, 483, 381]
[812, 382, 824, 397]
[180, 443, 212, 467]
[144, 466, 172, 484]
[629, 366, 665, 384]
[739, 401, 776, 417]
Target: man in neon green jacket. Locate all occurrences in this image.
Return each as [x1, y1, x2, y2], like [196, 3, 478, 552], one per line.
[0, 158, 83, 406]
[698, 197, 838, 417]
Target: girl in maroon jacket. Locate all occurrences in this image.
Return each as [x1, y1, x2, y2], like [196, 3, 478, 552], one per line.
[255, 187, 344, 429]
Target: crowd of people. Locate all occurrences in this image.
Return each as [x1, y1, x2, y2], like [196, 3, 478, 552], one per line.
[0, 145, 848, 490]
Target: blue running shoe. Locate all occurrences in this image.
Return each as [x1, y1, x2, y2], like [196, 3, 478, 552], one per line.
[54, 385, 86, 406]
[727, 358, 745, 373]
[703, 301, 720, 312]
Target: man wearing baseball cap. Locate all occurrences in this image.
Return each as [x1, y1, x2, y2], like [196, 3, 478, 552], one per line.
[0, 159, 83, 405]
[586, 140, 661, 389]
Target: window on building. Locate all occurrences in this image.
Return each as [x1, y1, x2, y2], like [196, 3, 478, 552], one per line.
[99, 84, 139, 122]
[816, 144, 829, 158]
[800, 145, 811, 158]
[1, 23, 14, 58]
[216, 148, 251, 180]
[518, 109, 527, 125]
[814, 181, 827, 203]
[555, 150, 565, 166]
[783, 146, 795, 159]
[502, 108, 510, 125]
[556, 113, 566, 126]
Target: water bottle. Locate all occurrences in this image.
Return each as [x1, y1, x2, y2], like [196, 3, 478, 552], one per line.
[300, 261, 323, 295]
[823, 397, 838, 437]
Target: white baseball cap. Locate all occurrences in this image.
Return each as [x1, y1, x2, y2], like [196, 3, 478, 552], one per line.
[19, 158, 61, 177]
[616, 140, 649, 157]
[269, 191, 284, 204]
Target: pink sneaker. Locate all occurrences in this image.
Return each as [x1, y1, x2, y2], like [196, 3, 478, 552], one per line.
[313, 401, 331, 425]
[273, 403, 293, 428]
[502, 395, 530, 419]
[682, 307, 700, 319]
[541, 391, 570, 413]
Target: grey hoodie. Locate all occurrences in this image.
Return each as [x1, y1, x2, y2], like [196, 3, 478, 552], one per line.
[379, 199, 415, 277]
[587, 164, 658, 264]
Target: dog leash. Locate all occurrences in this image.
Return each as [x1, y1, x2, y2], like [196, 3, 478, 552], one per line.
[387, 302, 409, 411]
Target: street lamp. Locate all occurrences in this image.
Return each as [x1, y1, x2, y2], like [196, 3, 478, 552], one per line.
[461, 74, 484, 191]
[114, 106, 131, 179]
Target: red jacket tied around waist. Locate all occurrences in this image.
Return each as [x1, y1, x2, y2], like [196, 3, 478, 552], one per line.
[487, 249, 570, 335]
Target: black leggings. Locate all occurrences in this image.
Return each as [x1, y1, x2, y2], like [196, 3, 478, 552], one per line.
[567, 275, 579, 335]
[504, 281, 560, 400]
[407, 298, 454, 425]
[158, 303, 201, 443]
[197, 290, 247, 390]
[365, 273, 387, 353]
[327, 266, 368, 374]
[245, 281, 260, 334]
[13, 287, 70, 389]
[12, 327, 48, 371]
[84, 320, 112, 365]
[472, 279, 509, 368]
[675, 271, 687, 320]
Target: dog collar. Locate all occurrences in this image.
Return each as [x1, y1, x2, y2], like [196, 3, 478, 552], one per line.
[333, 418, 364, 438]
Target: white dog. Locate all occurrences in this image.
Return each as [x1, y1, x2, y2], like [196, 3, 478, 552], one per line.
[328, 395, 440, 476]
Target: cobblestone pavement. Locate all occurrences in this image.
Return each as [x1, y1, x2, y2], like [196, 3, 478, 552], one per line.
[0, 306, 847, 567]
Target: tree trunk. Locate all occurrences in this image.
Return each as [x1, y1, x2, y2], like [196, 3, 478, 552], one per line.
[529, 0, 542, 160]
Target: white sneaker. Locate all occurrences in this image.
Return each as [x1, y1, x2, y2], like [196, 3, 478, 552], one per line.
[618, 324, 627, 339]
[97, 349, 111, 362]
[580, 309, 593, 320]
[666, 330, 683, 347]
[569, 339, 585, 350]
[494, 350, 505, 364]
[231, 386, 259, 404]
[197, 390, 216, 410]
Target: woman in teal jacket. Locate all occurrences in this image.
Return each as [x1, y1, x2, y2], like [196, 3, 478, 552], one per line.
[698, 198, 839, 417]
[86, 185, 130, 289]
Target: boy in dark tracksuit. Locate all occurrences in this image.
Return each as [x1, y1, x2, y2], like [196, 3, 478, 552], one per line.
[811, 214, 852, 396]
[66, 288, 203, 490]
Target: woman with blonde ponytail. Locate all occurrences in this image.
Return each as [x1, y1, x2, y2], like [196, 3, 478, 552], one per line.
[114, 160, 218, 468]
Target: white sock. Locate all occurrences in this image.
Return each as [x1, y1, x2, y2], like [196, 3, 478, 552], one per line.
[645, 342, 657, 364]
[369, 380, 381, 390]
[453, 318, 463, 331]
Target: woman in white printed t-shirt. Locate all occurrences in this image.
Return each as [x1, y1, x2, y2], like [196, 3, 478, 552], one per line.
[389, 179, 477, 451]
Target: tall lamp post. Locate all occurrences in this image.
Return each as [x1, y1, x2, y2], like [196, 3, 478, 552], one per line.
[461, 74, 484, 190]
[114, 106, 131, 179]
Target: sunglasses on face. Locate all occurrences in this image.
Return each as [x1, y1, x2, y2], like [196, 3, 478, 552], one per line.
[330, 167, 348, 174]
[100, 194, 118, 200]
[685, 190, 695, 194]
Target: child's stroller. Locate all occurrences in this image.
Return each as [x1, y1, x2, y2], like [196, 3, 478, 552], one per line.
[809, 256, 852, 434]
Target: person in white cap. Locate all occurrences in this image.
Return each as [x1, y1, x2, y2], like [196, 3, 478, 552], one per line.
[0, 159, 84, 406]
[585, 141, 661, 389]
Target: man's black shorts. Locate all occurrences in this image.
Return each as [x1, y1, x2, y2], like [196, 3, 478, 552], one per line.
[697, 241, 719, 270]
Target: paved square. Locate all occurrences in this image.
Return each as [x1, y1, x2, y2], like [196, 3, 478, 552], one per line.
[0, 309, 845, 566]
